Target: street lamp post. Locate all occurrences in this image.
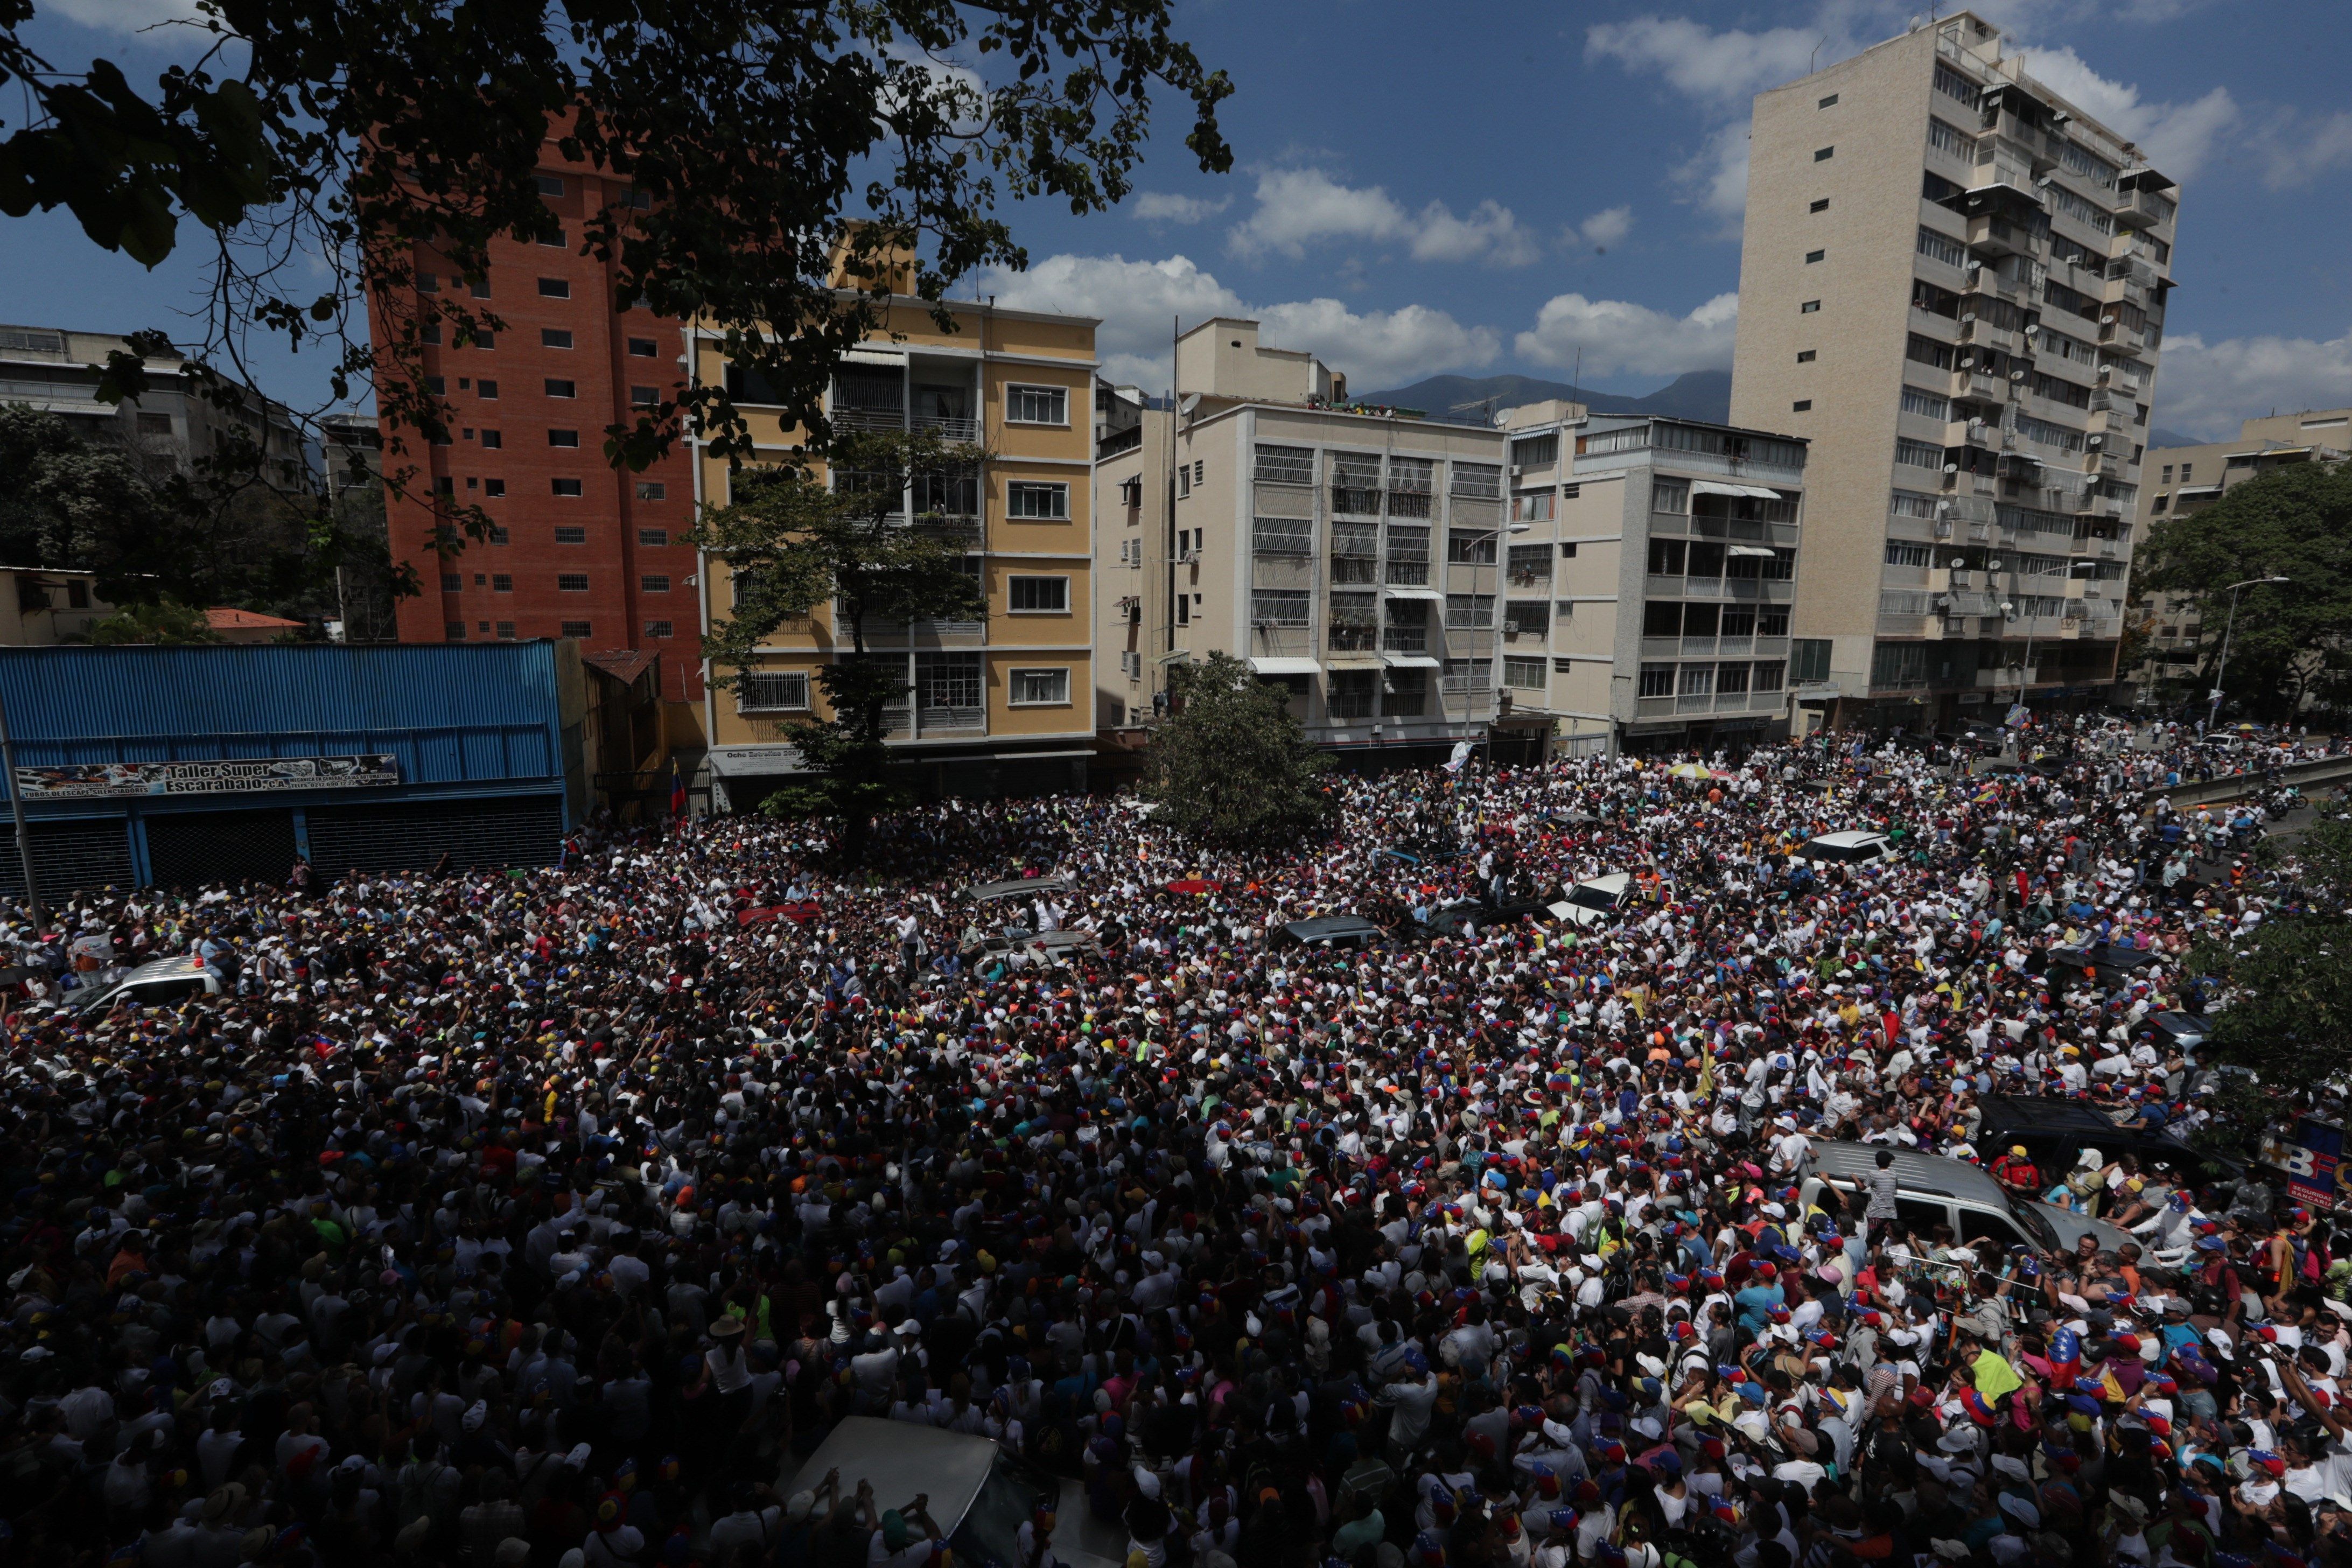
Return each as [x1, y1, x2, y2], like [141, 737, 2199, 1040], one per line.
[2207, 575, 2291, 731]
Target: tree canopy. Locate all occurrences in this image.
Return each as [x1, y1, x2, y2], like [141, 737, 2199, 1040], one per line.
[1140, 654, 1335, 843]
[2135, 462, 2352, 719]
[1, 1, 1230, 506]
[2189, 816, 2352, 1092]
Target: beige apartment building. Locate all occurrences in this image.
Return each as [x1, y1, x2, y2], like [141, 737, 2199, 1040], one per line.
[695, 294, 1100, 805]
[2128, 407, 2351, 706]
[1094, 319, 1809, 759]
[1730, 11, 2178, 732]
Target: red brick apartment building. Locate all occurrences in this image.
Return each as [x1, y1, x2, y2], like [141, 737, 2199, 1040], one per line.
[373, 149, 701, 701]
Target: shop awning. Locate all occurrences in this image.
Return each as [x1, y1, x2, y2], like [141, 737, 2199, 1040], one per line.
[1693, 481, 1782, 500]
[1383, 653, 1440, 669]
[1727, 544, 1779, 558]
[1382, 586, 1443, 600]
[1248, 657, 1321, 675]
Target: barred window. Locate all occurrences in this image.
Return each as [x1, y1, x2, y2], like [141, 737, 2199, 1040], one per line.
[1253, 445, 1314, 485]
[641, 575, 670, 592]
[1390, 457, 1434, 494]
[643, 620, 674, 639]
[1252, 517, 1312, 556]
[558, 620, 591, 638]
[1445, 593, 1495, 629]
[738, 672, 810, 712]
[557, 573, 590, 592]
[1451, 461, 1501, 498]
[1503, 600, 1549, 636]
[1250, 590, 1311, 627]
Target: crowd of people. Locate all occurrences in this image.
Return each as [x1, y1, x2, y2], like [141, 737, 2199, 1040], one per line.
[3, 716, 2349, 1568]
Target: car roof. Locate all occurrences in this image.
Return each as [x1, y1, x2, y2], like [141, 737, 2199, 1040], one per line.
[960, 875, 1072, 902]
[128, 955, 208, 979]
[1801, 1142, 2009, 1202]
[1285, 916, 1384, 939]
[1978, 1095, 2123, 1136]
[1574, 872, 1632, 894]
[1811, 830, 1889, 848]
[787, 1418, 998, 1532]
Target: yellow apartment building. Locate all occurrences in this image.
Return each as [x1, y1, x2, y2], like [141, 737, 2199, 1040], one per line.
[692, 292, 1101, 806]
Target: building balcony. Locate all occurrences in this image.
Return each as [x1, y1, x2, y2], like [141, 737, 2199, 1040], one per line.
[916, 705, 985, 734]
[1966, 212, 2043, 261]
[1327, 624, 1378, 654]
[1331, 486, 1383, 517]
[1387, 489, 1434, 520]
[914, 413, 979, 442]
[1381, 626, 1429, 654]
[2116, 184, 2177, 231]
[1384, 560, 1430, 586]
[834, 407, 906, 433]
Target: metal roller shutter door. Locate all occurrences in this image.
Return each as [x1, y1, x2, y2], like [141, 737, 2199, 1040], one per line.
[145, 810, 299, 891]
[0, 820, 137, 900]
[305, 796, 563, 876]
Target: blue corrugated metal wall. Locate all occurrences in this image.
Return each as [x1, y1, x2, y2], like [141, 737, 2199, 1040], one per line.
[0, 643, 563, 785]
[0, 644, 573, 893]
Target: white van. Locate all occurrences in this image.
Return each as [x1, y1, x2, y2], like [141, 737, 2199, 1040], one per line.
[69, 955, 229, 1014]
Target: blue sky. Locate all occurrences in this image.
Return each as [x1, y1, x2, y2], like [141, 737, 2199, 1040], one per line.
[9, 0, 2351, 437]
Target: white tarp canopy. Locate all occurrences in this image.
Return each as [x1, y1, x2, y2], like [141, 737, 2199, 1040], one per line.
[1381, 586, 1443, 600]
[1248, 657, 1321, 675]
[1692, 481, 1782, 500]
[1727, 544, 1780, 558]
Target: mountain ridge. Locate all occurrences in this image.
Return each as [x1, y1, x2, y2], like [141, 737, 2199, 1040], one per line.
[1355, 369, 1732, 426]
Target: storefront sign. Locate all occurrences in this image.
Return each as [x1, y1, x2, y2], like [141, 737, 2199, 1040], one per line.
[16, 755, 400, 799]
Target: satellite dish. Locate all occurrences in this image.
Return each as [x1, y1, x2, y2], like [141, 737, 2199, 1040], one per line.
[1493, 409, 1514, 429]
[1177, 392, 1201, 415]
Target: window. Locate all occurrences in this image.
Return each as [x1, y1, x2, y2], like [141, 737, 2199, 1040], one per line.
[1804, 249, 1825, 264]
[641, 575, 670, 593]
[1759, 607, 1789, 638]
[1717, 662, 1751, 695]
[479, 429, 502, 450]
[440, 572, 462, 592]
[1502, 601, 1549, 636]
[1251, 590, 1311, 627]
[467, 278, 490, 299]
[2160, 464, 2173, 483]
[558, 573, 589, 592]
[1889, 489, 1940, 520]
[1753, 660, 1786, 692]
[636, 481, 666, 501]
[1814, 146, 1833, 161]
[1008, 576, 1069, 612]
[536, 174, 565, 197]
[138, 412, 172, 436]
[538, 228, 564, 249]
[1176, 464, 1190, 500]
[1915, 226, 1969, 270]
[1678, 664, 1714, 697]
[1766, 548, 1796, 582]
[1792, 400, 1812, 412]
[1885, 541, 1934, 568]
[1558, 542, 1578, 558]
[1005, 385, 1068, 425]
[639, 528, 668, 547]
[492, 572, 514, 592]
[1648, 538, 1686, 576]
[1503, 656, 1547, 689]
[626, 337, 658, 358]
[1327, 592, 1377, 651]
[421, 323, 443, 345]
[1010, 667, 1071, 705]
[1510, 492, 1555, 524]
[1509, 433, 1559, 468]
[417, 272, 440, 293]
[1441, 658, 1492, 696]
[2180, 463, 2193, 481]
[1905, 333, 1954, 373]
[486, 524, 508, 544]
[1643, 601, 1682, 638]
[1451, 461, 1502, 498]
[636, 619, 669, 639]
[468, 330, 496, 349]
[555, 526, 587, 543]
[1254, 445, 1314, 485]
[1005, 480, 1069, 521]
[2151, 494, 2168, 514]
[484, 479, 506, 498]
[1895, 437, 1944, 470]
[1506, 543, 1551, 584]
[1801, 300, 1821, 314]
[738, 671, 811, 711]
[545, 379, 577, 400]
[1445, 593, 1494, 629]
[1809, 198, 1829, 213]
[1447, 530, 1497, 564]
[548, 429, 579, 446]
[1326, 669, 1376, 719]
[1900, 386, 1950, 421]
[542, 328, 574, 349]
[1638, 663, 1675, 698]
[1720, 604, 1756, 638]
[477, 379, 498, 398]
[1254, 517, 1311, 556]
[494, 621, 515, 639]
[630, 386, 656, 407]
[1927, 117, 1976, 162]
[425, 375, 447, 396]
[559, 620, 591, 638]
[1382, 668, 1426, 718]
[1871, 641, 1931, 689]
[445, 622, 465, 640]
[2050, 184, 2113, 235]
[537, 277, 570, 298]
[1935, 62, 1977, 103]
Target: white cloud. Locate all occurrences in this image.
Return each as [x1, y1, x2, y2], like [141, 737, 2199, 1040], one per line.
[44, 0, 204, 31]
[982, 253, 1244, 387]
[1583, 17, 1823, 109]
[978, 251, 1500, 390]
[1224, 167, 1538, 267]
[2149, 325, 2352, 440]
[1516, 292, 1741, 379]
[1255, 300, 1499, 388]
[1679, 123, 1752, 229]
[2014, 45, 2236, 179]
[1572, 205, 1634, 251]
[2252, 109, 2352, 189]
[1130, 192, 1231, 225]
